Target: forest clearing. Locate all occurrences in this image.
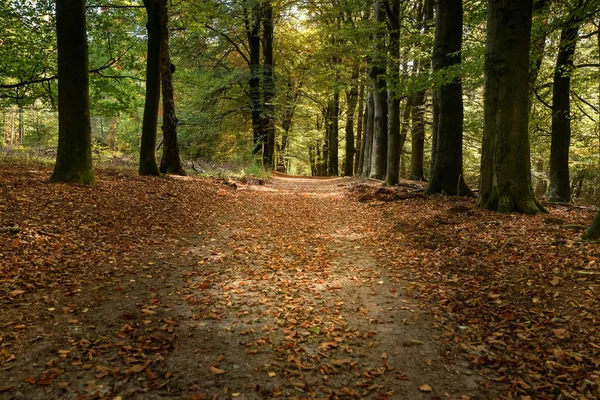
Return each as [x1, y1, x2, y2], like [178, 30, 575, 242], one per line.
[1, 161, 600, 400]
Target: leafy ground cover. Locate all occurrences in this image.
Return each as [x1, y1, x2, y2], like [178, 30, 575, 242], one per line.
[0, 161, 599, 399]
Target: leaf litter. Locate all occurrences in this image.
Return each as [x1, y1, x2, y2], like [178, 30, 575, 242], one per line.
[1, 162, 599, 399]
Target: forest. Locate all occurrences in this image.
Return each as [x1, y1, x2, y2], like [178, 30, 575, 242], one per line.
[1, 0, 600, 399]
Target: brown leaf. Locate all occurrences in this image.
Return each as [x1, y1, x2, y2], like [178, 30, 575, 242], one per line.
[419, 384, 432, 392]
[209, 366, 226, 375]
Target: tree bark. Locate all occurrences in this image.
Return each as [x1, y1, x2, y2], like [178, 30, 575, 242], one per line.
[159, 0, 185, 176]
[480, 0, 545, 214]
[262, 0, 275, 169]
[370, 1, 388, 180]
[426, 0, 473, 196]
[548, 21, 580, 202]
[354, 83, 365, 175]
[139, 0, 162, 176]
[583, 211, 600, 240]
[385, 0, 401, 186]
[362, 91, 375, 177]
[345, 67, 359, 176]
[50, 0, 95, 184]
[327, 92, 340, 176]
[409, 0, 433, 182]
[244, 1, 263, 160]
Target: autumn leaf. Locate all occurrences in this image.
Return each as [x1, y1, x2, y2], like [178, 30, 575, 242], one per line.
[209, 366, 226, 375]
[419, 384, 432, 392]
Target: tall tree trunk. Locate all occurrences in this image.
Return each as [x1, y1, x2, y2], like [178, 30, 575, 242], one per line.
[385, 0, 401, 185]
[327, 92, 340, 176]
[159, 0, 185, 176]
[480, 0, 545, 214]
[245, 2, 263, 159]
[139, 0, 162, 176]
[409, 0, 433, 181]
[262, 0, 275, 169]
[426, 0, 473, 196]
[50, 0, 95, 184]
[548, 21, 580, 202]
[362, 92, 375, 177]
[345, 67, 359, 176]
[354, 83, 365, 175]
[370, 1, 388, 180]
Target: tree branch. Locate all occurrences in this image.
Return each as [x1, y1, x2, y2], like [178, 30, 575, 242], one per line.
[531, 85, 553, 110]
[572, 90, 599, 112]
[204, 24, 250, 65]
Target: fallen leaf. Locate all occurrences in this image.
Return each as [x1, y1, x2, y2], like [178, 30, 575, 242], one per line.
[209, 366, 226, 375]
[419, 384, 432, 392]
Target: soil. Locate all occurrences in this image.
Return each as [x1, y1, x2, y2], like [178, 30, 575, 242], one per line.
[0, 174, 495, 400]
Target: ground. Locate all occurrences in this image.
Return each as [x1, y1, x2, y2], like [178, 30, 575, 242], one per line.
[1, 162, 600, 400]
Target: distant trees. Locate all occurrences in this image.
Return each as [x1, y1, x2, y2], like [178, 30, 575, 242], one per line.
[50, 0, 95, 185]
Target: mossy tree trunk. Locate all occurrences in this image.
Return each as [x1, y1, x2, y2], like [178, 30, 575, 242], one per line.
[139, 0, 162, 176]
[426, 0, 473, 196]
[479, 0, 546, 214]
[50, 0, 95, 185]
[159, 0, 185, 176]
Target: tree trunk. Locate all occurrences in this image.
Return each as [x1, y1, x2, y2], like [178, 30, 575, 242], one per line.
[385, 0, 401, 186]
[245, 2, 263, 159]
[345, 67, 359, 176]
[159, 0, 185, 176]
[583, 211, 600, 240]
[262, 0, 275, 169]
[362, 92, 375, 177]
[327, 92, 340, 176]
[409, 0, 433, 182]
[354, 83, 365, 175]
[50, 0, 95, 184]
[139, 0, 162, 176]
[480, 0, 545, 214]
[548, 22, 580, 202]
[370, 1, 388, 180]
[426, 0, 473, 196]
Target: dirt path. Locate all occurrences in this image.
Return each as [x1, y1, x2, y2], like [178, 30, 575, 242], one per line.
[1, 175, 493, 400]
